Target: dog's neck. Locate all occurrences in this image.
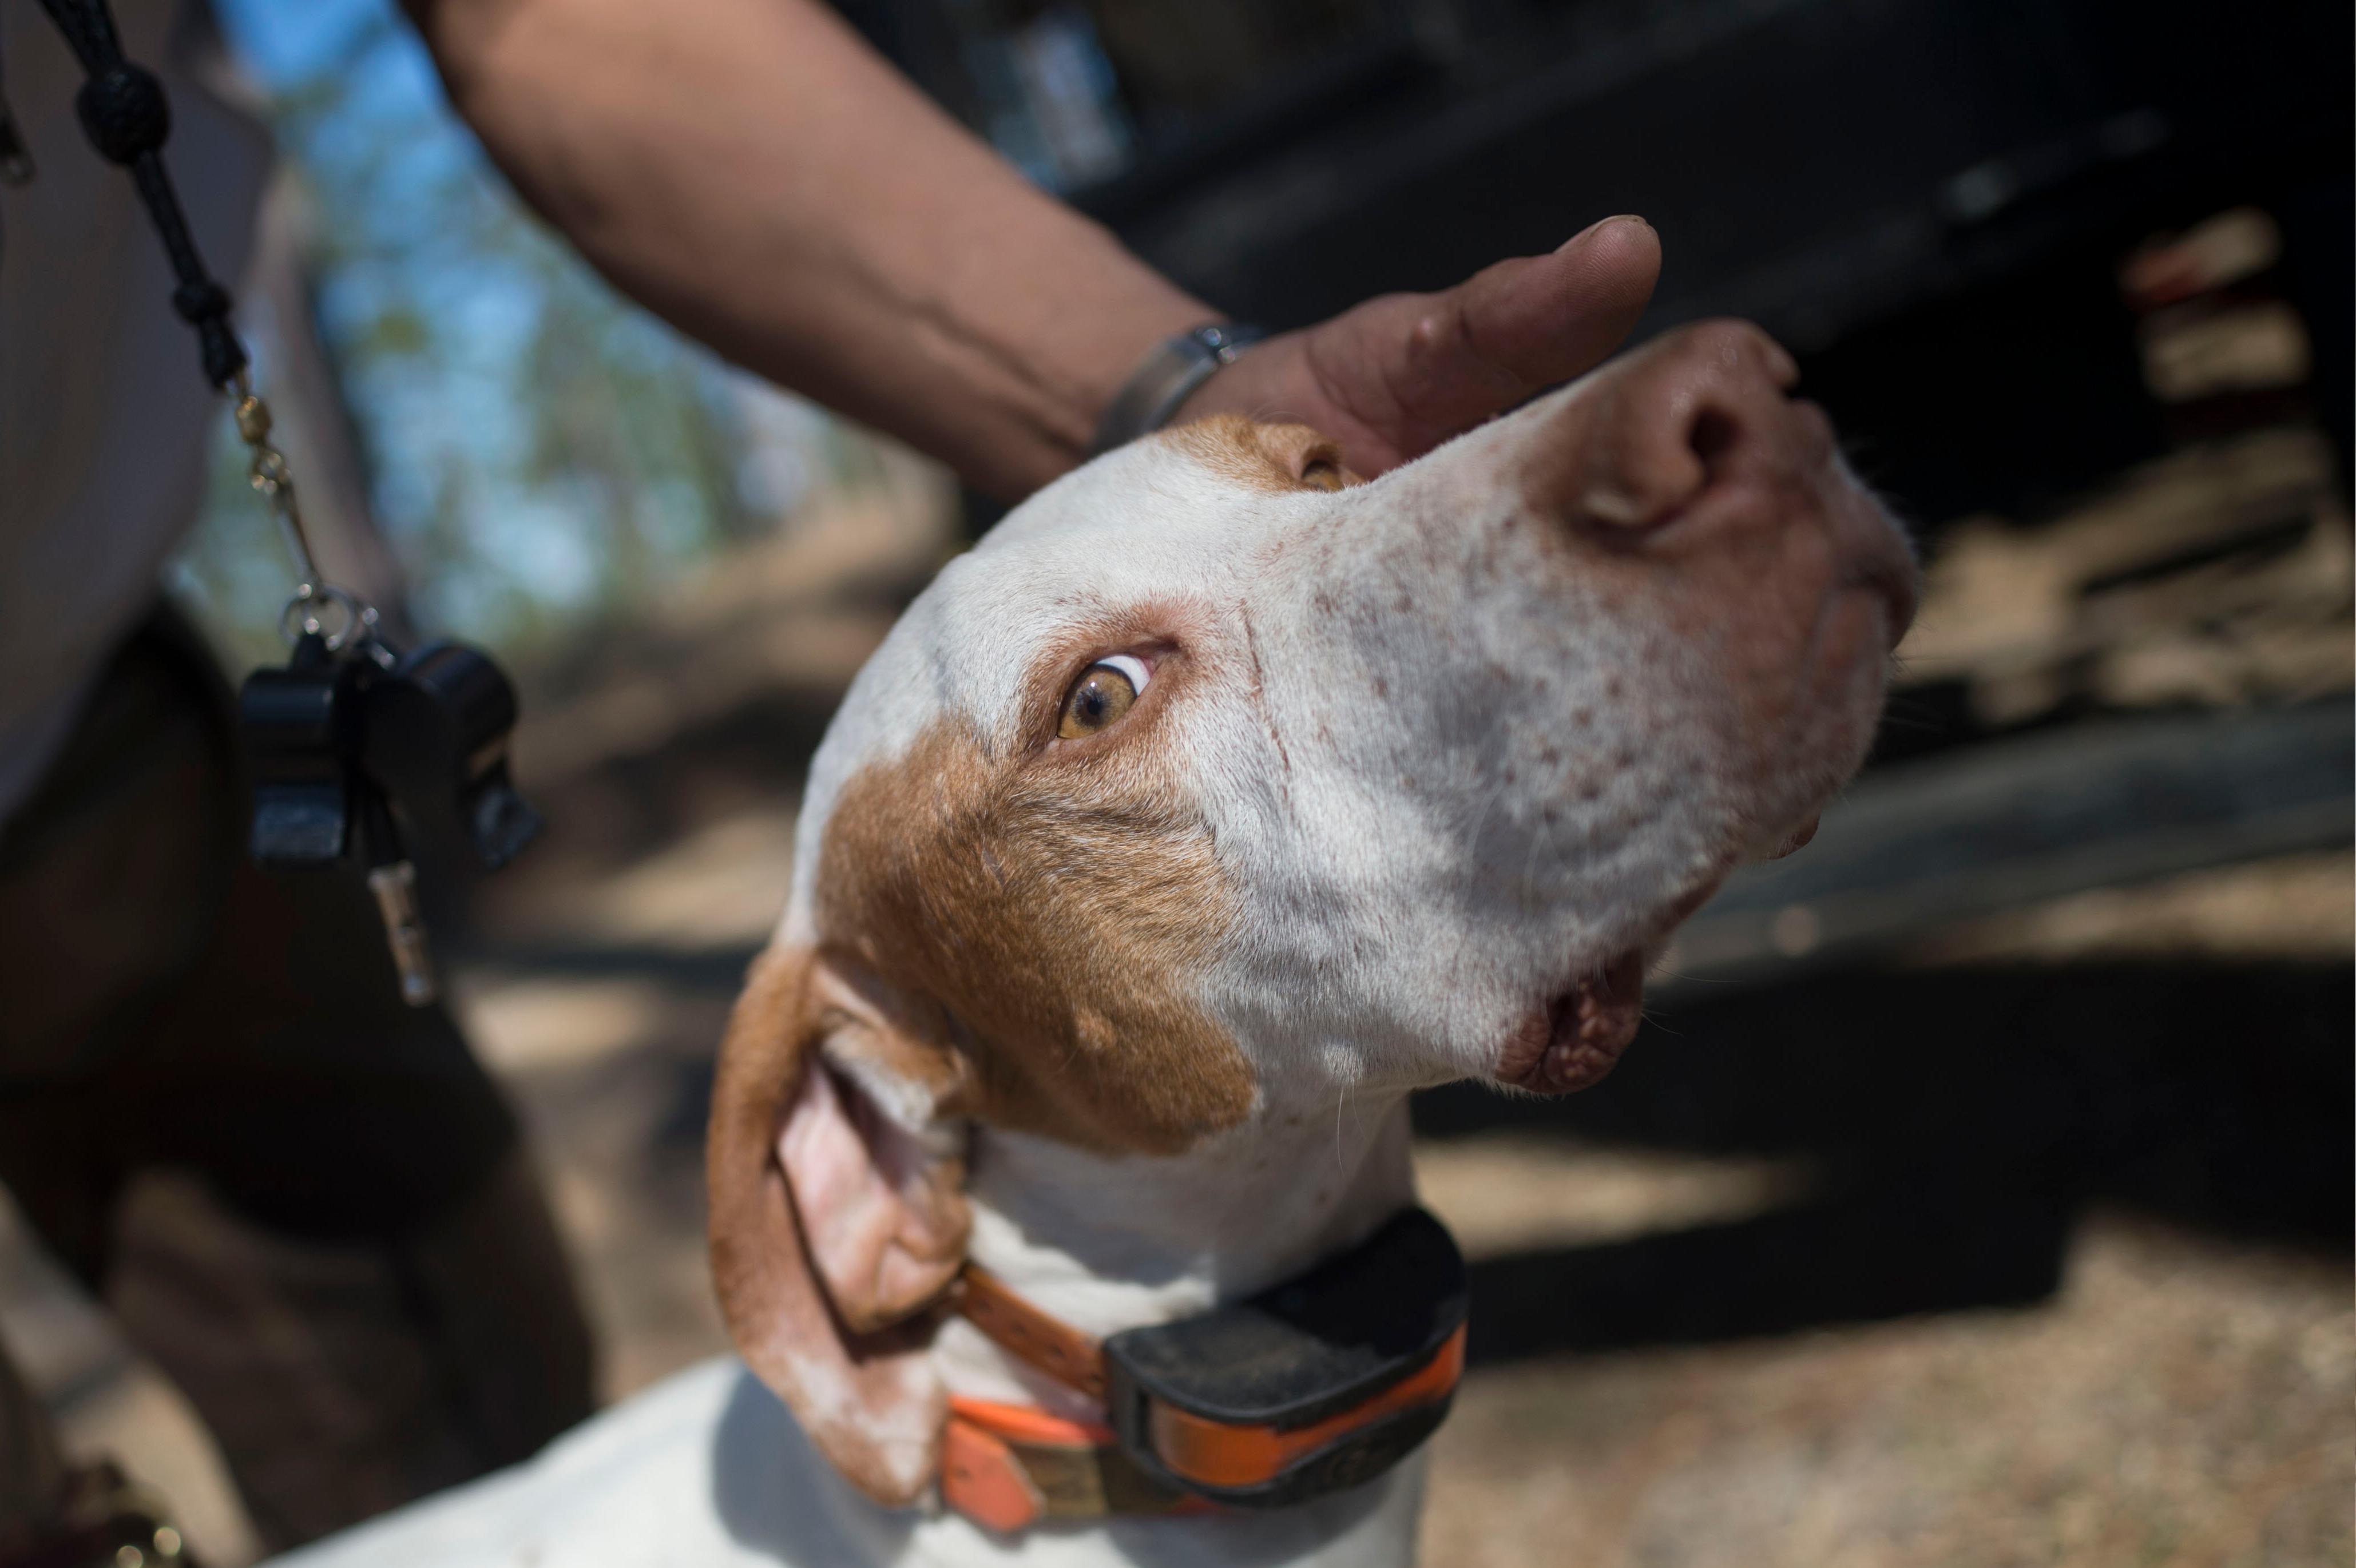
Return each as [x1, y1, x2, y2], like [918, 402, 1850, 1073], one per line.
[905, 1086, 1429, 1563]
[934, 1085, 1421, 1419]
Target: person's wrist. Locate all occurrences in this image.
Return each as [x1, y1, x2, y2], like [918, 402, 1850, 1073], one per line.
[1088, 323, 1265, 456]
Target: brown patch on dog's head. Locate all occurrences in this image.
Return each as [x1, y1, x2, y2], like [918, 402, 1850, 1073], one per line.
[1165, 415, 1362, 494]
[708, 614, 1258, 1499]
[818, 714, 1255, 1156]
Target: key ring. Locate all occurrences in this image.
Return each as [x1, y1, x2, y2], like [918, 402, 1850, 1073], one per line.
[278, 583, 375, 652]
[238, 376, 391, 661]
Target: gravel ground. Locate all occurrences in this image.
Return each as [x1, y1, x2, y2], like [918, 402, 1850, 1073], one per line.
[1418, 1213, 2350, 1568]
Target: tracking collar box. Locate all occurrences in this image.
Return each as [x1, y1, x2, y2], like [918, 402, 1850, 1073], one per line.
[1102, 1206, 1467, 1508]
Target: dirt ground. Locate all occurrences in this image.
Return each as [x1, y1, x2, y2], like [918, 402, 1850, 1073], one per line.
[1420, 1211, 2349, 1568]
[9, 837, 2343, 1568]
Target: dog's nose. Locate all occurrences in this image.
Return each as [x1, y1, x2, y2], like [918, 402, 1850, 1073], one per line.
[1536, 319, 1830, 537]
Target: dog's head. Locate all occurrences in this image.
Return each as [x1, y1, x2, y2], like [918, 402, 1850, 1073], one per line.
[708, 320, 1917, 1500]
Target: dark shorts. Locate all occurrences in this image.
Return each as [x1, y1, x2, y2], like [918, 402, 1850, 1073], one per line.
[0, 606, 594, 1552]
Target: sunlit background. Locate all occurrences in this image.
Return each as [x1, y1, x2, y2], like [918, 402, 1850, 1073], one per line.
[175, 0, 918, 677]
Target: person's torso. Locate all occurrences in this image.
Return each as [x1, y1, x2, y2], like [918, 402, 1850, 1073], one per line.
[0, 0, 269, 822]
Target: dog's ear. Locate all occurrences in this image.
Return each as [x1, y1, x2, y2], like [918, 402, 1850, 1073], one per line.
[1252, 422, 1364, 491]
[707, 941, 971, 1506]
[1168, 415, 1365, 492]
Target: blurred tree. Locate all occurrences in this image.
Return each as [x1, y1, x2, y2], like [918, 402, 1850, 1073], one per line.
[172, 0, 864, 671]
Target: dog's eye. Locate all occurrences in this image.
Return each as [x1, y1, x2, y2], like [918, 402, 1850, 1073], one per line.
[1058, 654, 1150, 739]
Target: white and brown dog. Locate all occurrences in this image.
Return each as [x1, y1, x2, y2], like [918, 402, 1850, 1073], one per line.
[273, 320, 1914, 1568]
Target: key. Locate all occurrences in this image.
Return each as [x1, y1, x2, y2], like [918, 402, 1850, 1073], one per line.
[356, 780, 438, 1007]
[351, 639, 540, 1009]
[241, 630, 440, 1006]
[242, 618, 541, 1008]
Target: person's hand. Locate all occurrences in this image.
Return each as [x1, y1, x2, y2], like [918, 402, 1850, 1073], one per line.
[1175, 216, 1661, 477]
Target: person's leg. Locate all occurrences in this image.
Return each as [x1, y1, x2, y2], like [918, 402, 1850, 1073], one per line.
[0, 611, 229, 1539]
[0, 607, 595, 1552]
[106, 1153, 593, 1548]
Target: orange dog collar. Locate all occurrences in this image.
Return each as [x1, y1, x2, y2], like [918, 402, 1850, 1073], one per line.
[943, 1207, 1467, 1532]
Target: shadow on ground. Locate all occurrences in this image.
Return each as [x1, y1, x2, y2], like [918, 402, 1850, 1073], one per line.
[1414, 959, 2353, 1366]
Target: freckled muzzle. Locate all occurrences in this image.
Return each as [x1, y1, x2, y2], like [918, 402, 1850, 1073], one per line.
[1492, 323, 1912, 1091]
[1257, 319, 1914, 1096]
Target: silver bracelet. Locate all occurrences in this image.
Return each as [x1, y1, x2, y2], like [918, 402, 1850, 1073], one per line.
[1089, 323, 1264, 456]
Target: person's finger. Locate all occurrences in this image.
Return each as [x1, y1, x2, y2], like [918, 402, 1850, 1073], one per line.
[1452, 215, 1662, 392]
[1172, 217, 1661, 476]
[1306, 215, 1661, 462]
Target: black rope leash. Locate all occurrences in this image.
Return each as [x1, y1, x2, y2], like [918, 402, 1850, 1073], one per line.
[33, 0, 327, 601]
[38, 0, 247, 387]
[25, 0, 544, 1008]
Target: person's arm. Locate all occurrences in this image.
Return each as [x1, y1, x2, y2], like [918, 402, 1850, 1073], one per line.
[404, 0, 1659, 498]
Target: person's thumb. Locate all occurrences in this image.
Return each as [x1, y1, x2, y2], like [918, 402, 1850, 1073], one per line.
[1438, 216, 1660, 404]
